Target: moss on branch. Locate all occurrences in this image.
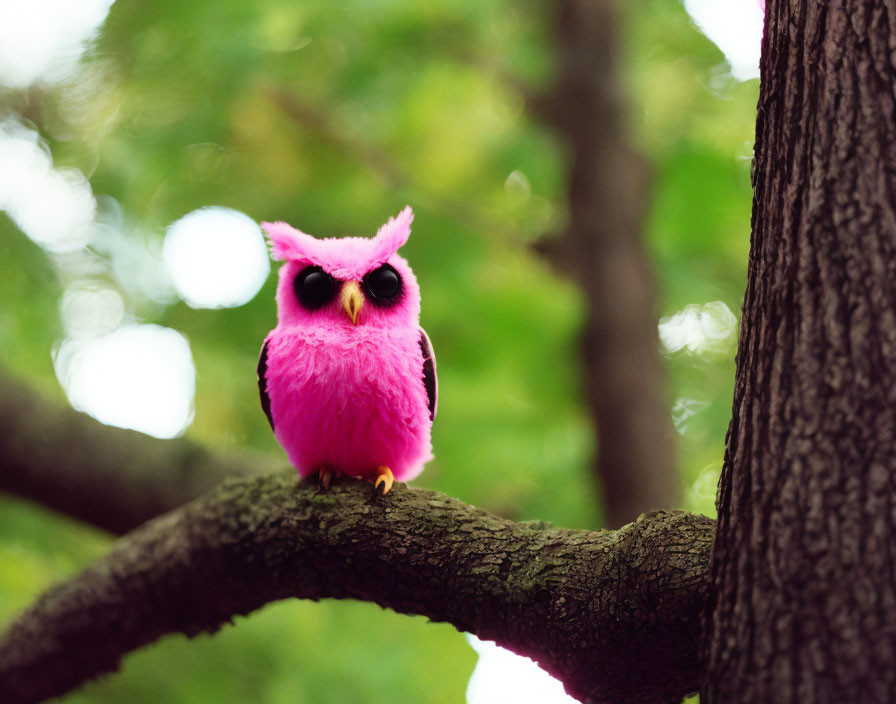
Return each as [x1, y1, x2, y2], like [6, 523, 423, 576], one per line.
[0, 471, 713, 704]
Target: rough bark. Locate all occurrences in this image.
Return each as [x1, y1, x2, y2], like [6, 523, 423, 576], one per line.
[704, 1, 896, 701]
[0, 369, 271, 534]
[547, 0, 679, 527]
[0, 470, 714, 704]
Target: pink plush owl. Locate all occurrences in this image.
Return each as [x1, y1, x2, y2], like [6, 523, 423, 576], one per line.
[257, 207, 436, 495]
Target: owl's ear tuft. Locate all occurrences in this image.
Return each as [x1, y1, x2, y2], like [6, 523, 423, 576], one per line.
[261, 222, 318, 261]
[371, 206, 413, 260]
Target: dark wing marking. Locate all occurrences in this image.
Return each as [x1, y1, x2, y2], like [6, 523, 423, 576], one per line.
[257, 339, 275, 432]
[419, 328, 437, 421]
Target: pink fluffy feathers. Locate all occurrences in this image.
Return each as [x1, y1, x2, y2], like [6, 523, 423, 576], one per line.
[263, 206, 413, 279]
[258, 207, 435, 486]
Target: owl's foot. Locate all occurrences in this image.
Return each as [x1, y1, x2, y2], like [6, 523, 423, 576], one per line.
[374, 466, 394, 496]
[318, 467, 339, 490]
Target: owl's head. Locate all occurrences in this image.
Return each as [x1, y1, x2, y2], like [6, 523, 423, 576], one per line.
[261, 206, 420, 331]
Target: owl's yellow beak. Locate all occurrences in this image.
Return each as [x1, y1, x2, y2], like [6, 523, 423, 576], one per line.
[340, 281, 364, 325]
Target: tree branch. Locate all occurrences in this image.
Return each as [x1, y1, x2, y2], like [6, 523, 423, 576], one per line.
[0, 470, 713, 704]
[0, 369, 272, 534]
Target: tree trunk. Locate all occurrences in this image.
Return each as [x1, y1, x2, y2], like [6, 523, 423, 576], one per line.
[550, 0, 679, 528]
[704, 1, 896, 701]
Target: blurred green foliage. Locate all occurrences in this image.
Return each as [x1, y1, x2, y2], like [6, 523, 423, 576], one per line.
[0, 0, 756, 700]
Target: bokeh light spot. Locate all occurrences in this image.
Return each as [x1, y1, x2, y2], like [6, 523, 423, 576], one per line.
[693, 463, 723, 501]
[60, 281, 125, 337]
[0, 120, 96, 253]
[671, 397, 710, 434]
[163, 207, 270, 309]
[658, 301, 737, 356]
[504, 170, 531, 205]
[0, 0, 115, 88]
[54, 324, 195, 438]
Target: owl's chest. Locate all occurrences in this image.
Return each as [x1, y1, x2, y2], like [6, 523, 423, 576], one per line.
[265, 327, 422, 423]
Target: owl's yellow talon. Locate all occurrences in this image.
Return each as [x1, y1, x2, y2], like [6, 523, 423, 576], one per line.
[374, 466, 394, 495]
[318, 468, 332, 490]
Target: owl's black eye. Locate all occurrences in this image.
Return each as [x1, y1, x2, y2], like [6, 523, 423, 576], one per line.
[363, 264, 402, 305]
[294, 266, 336, 310]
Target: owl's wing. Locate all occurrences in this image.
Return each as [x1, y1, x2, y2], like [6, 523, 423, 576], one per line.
[257, 339, 275, 432]
[419, 328, 437, 421]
